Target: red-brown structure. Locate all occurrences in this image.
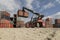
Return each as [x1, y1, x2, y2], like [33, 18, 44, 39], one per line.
[0, 19, 13, 28]
[45, 18, 53, 28]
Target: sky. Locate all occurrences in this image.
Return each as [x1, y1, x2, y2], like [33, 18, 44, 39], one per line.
[0, 0, 60, 23]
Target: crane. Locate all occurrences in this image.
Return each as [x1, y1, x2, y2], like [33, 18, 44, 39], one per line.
[22, 7, 44, 18]
[22, 7, 45, 28]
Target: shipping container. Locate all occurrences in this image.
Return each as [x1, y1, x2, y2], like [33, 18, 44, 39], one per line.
[0, 19, 13, 28]
[17, 10, 29, 18]
[45, 18, 53, 28]
[17, 10, 24, 17]
[16, 21, 25, 28]
[55, 19, 60, 24]
[0, 11, 10, 20]
[25, 23, 30, 28]
[23, 11, 29, 18]
[4, 12, 10, 16]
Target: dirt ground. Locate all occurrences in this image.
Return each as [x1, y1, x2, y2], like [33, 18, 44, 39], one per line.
[0, 28, 60, 40]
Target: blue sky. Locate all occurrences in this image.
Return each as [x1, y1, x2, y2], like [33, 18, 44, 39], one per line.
[0, 0, 60, 22]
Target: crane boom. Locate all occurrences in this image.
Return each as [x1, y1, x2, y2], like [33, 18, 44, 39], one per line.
[23, 7, 40, 16]
[22, 7, 44, 18]
[23, 7, 34, 13]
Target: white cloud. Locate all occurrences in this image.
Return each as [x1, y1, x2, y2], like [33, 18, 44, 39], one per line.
[51, 12, 60, 19]
[33, 0, 40, 10]
[0, 0, 20, 17]
[26, 0, 34, 9]
[56, 0, 60, 3]
[0, 0, 20, 10]
[43, 12, 60, 24]
[36, 1, 40, 8]
[43, 2, 55, 9]
[40, 2, 55, 12]
[43, 12, 60, 19]
[0, 0, 31, 23]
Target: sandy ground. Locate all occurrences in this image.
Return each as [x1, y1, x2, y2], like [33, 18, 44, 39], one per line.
[0, 28, 60, 40]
